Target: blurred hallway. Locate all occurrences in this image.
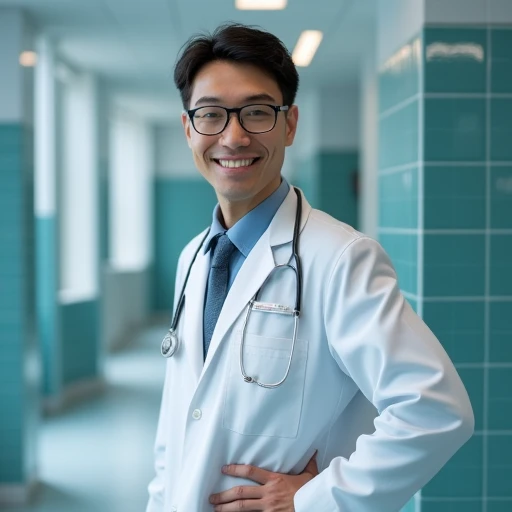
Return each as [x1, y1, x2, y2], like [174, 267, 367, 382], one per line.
[2, 325, 166, 512]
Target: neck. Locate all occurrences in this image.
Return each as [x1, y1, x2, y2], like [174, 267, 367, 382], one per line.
[218, 176, 282, 229]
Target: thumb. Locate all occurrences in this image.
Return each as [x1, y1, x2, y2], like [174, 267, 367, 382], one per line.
[303, 450, 319, 476]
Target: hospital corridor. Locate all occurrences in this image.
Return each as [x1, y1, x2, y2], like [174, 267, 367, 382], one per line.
[2, 325, 167, 512]
[2, 0, 512, 510]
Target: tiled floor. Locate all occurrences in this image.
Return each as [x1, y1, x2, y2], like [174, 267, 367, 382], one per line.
[4, 325, 167, 512]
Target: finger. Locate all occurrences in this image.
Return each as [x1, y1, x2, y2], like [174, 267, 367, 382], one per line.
[303, 451, 319, 475]
[213, 498, 263, 512]
[222, 464, 272, 484]
[210, 485, 263, 505]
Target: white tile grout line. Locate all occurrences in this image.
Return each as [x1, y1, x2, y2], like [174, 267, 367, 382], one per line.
[401, 292, 512, 302]
[377, 228, 512, 235]
[482, 18, 492, 512]
[379, 93, 421, 120]
[379, 161, 512, 175]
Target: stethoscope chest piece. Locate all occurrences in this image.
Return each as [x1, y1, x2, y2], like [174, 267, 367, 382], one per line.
[161, 329, 179, 358]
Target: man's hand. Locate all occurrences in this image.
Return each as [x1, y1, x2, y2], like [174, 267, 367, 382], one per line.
[209, 451, 319, 511]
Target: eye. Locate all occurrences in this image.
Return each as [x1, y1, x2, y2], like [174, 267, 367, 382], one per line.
[246, 109, 271, 117]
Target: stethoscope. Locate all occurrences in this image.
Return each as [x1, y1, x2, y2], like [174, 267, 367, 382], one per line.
[161, 187, 302, 388]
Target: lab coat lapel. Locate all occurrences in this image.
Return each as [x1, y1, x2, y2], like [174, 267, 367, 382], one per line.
[201, 187, 311, 374]
[182, 247, 210, 383]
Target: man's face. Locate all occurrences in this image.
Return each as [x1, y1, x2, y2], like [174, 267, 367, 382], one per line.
[182, 60, 298, 210]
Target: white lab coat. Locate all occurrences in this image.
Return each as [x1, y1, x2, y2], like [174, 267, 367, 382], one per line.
[147, 187, 474, 512]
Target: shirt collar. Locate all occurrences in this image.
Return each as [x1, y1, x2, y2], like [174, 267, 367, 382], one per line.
[204, 178, 290, 256]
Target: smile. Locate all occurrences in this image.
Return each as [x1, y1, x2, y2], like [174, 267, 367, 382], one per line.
[214, 158, 259, 168]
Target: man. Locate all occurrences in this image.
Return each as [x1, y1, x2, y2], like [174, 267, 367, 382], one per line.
[147, 23, 474, 512]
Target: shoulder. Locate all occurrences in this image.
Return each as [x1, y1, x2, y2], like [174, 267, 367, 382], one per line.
[178, 227, 210, 268]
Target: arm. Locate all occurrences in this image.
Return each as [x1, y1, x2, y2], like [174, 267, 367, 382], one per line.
[294, 236, 474, 512]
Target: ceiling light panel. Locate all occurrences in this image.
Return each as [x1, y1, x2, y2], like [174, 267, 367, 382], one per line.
[236, 0, 287, 10]
[292, 30, 323, 67]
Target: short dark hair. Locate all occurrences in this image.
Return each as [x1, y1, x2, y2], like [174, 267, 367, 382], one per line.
[174, 23, 299, 110]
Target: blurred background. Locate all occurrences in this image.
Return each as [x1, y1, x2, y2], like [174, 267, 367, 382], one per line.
[1, 0, 512, 510]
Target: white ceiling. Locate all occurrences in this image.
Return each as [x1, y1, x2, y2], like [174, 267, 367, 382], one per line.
[0, 0, 376, 121]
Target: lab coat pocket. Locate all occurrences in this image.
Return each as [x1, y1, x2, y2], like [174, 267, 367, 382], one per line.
[223, 332, 308, 438]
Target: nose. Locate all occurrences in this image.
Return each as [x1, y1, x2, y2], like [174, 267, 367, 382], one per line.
[220, 113, 251, 148]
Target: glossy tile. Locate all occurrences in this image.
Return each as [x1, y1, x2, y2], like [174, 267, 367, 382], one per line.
[457, 368, 484, 432]
[424, 165, 486, 229]
[487, 435, 512, 497]
[379, 100, 419, 169]
[421, 501, 481, 512]
[489, 302, 512, 363]
[424, 99, 486, 162]
[490, 166, 512, 229]
[488, 368, 512, 430]
[422, 435, 483, 497]
[422, 301, 485, 364]
[379, 37, 420, 114]
[378, 234, 418, 295]
[424, 28, 487, 93]
[423, 235, 486, 297]
[489, 235, 512, 297]
[491, 28, 512, 93]
[378, 167, 418, 229]
[491, 98, 512, 161]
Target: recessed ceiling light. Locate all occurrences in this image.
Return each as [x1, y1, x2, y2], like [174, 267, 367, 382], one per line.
[19, 51, 37, 67]
[236, 0, 287, 10]
[292, 30, 323, 67]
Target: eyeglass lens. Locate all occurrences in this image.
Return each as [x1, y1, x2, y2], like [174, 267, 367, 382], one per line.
[192, 105, 276, 135]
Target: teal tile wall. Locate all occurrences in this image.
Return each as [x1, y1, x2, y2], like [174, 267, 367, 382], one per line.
[294, 153, 319, 208]
[424, 28, 487, 94]
[423, 435, 483, 498]
[424, 165, 486, 229]
[379, 24, 512, 512]
[490, 166, 512, 228]
[60, 299, 100, 384]
[490, 99, 512, 161]
[0, 123, 36, 483]
[316, 151, 359, 229]
[379, 167, 418, 229]
[423, 234, 486, 297]
[378, 38, 420, 114]
[424, 98, 486, 162]
[36, 216, 60, 396]
[152, 178, 217, 313]
[487, 436, 512, 497]
[490, 235, 512, 296]
[379, 99, 419, 169]
[491, 29, 512, 93]
[378, 234, 418, 295]
[422, 301, 485, 364]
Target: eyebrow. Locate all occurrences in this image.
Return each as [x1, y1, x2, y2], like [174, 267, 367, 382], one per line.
[194, 93, 278, 106]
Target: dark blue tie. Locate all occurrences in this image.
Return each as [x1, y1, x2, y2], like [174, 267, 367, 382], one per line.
[203, 233, 236, 359]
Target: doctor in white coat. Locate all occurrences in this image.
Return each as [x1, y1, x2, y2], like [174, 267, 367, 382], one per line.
[147, 23, 474, 512]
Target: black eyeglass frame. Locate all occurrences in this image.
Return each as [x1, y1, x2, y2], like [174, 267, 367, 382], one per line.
[186, 104, 290, 136]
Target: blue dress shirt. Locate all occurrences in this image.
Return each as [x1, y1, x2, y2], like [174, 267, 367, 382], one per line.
[203, 178, 290, 291]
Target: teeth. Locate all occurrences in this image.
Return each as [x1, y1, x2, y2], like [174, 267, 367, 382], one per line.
[218, 159, 255, 168]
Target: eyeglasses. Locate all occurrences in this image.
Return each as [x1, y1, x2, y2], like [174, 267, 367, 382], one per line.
[186, 104, 289, 136]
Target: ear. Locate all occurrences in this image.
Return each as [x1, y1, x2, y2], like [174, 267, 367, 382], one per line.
[284, 105, 299, 147]
[181, 111, 192, 149]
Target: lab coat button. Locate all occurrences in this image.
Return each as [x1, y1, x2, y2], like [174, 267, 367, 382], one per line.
[192, 408, 202, 420]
